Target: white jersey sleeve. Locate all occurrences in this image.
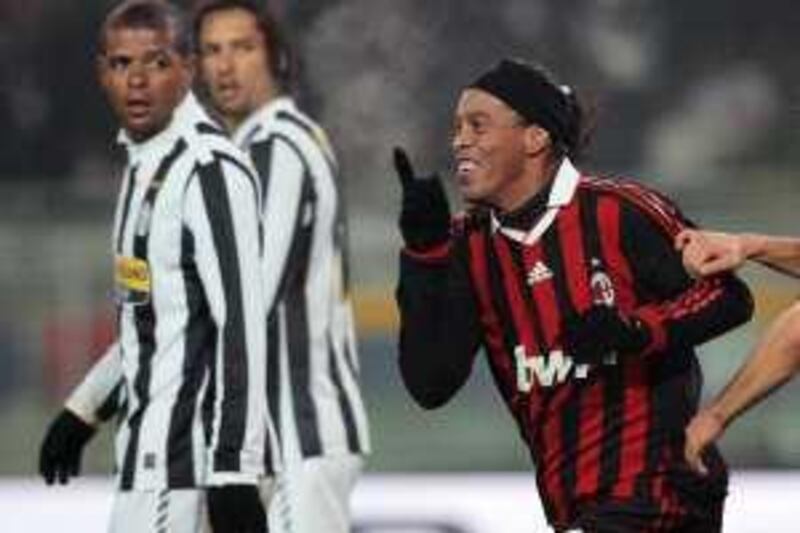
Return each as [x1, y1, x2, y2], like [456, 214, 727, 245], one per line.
[65, 342, 123, 425]
[183, 156, 267, 486]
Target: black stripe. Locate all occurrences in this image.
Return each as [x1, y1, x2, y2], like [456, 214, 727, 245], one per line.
[265, 307, 281, 467]
[196, 122, 227, 136]
[270, 170, 315, 322]
[480, 232, 526, 405]
[115, 165, 138, 253]
[284, 282, 320, 456]
[580, 190, 623, 498]
[504, 243, 549, 356]
[197, 159, 250, 472]
[166, 228, 215, 487]
[339, 327, 360, 383]
[120, 139, 186, 489]
[328, 333, 361, 453]
[96, 381, 123, 423]
[542, 224, 581, 513]
[212, 150, 261, 213]
[276, 110, 315, 139]
[269, 133, 310, 170]
[281, 177, 320, 456]
[249, 138, 275, 208]
[119, 289, 156, 488]
[240, 124, 263, 149]
[503, 239, 567, 519]
[275, 109, 338, 172]
[201, 350, 216, 445]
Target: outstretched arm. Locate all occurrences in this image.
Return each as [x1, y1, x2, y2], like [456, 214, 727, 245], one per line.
[676, 229, 800, 279]
[685, 301, 800, 474]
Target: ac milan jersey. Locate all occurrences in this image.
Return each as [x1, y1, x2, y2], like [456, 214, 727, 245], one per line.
[397, 159, 753, 530]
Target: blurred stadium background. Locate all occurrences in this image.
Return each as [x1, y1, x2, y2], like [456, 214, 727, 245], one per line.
[1, 0, 800, 503]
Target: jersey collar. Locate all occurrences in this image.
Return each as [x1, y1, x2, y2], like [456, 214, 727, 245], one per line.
[116, 91, 205, 164]
[490, 157, 581, 245]
[232, 96, 296, 149]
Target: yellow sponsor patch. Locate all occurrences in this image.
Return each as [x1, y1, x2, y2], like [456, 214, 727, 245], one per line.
[115, 256, 151, 294]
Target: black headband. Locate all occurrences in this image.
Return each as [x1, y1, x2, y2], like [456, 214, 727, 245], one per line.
[469, 59, 574, 151]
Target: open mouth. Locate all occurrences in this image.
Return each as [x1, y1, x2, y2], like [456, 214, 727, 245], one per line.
[125, 98, 151, 119]
[455, 158, 479, 178]
[216, 82, 239, 101]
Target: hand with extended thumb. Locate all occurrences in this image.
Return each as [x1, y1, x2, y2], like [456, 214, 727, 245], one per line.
[393, 147, 451, 251]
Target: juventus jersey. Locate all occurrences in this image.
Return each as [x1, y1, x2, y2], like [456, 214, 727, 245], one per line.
[67, 93, 271, 490]
[233, 97, 370, 460]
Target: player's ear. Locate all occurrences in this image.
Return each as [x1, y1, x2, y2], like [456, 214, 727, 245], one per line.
[523, 125, 550, 157]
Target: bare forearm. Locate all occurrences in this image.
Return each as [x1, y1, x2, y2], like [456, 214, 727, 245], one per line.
[709, 302, 800, 426]
[743, 233, 800, 278]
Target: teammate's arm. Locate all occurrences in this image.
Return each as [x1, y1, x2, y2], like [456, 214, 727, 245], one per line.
[685, 301, 800, 473]
[39, 343, 122, 485]
[615, 204, 753, 355]
[676, 229, 800, 279]
[64, 342, 124, 424]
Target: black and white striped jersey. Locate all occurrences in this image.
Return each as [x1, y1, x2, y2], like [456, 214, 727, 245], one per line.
[233, 97, 370, 460]
[66, 93, 273, 490]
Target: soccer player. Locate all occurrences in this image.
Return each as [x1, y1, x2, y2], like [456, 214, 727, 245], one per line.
[39, 1, 370, 532]
[195, 2, 370, 532]
[37, 1, 272, 532]
[394, 59, 754, 532]
[676, 229, 800, 475]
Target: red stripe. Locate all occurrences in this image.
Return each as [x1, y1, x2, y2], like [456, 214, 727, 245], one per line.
[584, 176, 686, 238]
[614, 361, 648, 498]
[467, 233, 512, 383]
[538, 384, 572, 523]
[524, 245, 559, 347]
[402, 241, 451, 262]
[635, 306, 668, 353]
[558, 200, 593, 314]
[597, 196, 650, 500]
[493, 236, 548, 430]
[575, 380, 603, 497]
[523, 242, 572, 521]
[666, 278, 724, 319]
[596, 196, 635, 308]
[494, 236, 539, 354]
[557, 200, 603, 497]
[494, 236, 568, 521]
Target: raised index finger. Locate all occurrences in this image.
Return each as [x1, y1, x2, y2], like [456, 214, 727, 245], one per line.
[393, 147, 415, 187]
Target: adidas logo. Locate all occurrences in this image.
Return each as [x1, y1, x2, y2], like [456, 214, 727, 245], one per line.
[526, 260, 553, 286]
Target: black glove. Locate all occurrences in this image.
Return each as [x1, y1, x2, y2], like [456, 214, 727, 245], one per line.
[39, 409, 96, 485]
[207, 484, 266, 533]
[561, 305, 651, 365]
[393, 147, 451, 251]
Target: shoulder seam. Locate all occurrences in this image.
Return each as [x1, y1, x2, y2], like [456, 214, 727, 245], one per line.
[580, 176, 685, 236]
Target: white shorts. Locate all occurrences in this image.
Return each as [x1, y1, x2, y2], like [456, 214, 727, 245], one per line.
[268, 454, 364, 533]
[108, 489, 210, 533]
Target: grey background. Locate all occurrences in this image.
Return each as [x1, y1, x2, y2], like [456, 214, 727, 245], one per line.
[1, 0, 799, 476]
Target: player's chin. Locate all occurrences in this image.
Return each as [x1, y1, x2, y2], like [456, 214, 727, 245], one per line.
[457, 177, 486, 203]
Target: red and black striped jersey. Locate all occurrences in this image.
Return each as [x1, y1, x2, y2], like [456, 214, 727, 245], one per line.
[397, 162, 753, 530]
